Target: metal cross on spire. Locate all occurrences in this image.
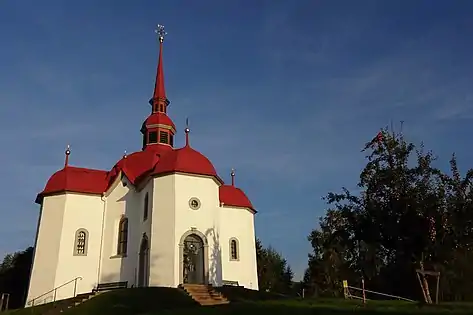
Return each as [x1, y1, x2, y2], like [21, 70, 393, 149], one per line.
[155, 24, 167, 43]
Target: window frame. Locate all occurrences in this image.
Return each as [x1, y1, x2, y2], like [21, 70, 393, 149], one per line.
[143, 193, 149, 221]
[117, 217, 129, 256]
[229, 238, 239, 261]
[148, 131, 158, 144]
[159, 131, 168, 144]
[73, 228, 89, 256]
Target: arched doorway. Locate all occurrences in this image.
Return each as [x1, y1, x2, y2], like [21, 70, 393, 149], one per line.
[138, 234, 149, 287]
[182, 234, 205, 284]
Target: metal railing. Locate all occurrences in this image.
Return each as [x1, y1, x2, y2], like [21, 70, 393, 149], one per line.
[28, 277, 82, 307]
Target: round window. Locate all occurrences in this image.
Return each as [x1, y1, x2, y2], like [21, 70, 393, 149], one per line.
[189, 198, 201, 210]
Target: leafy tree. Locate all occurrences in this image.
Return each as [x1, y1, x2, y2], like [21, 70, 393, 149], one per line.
[0, 247, 33, 309]
[256, 238, 293, 294]
[305, 129, 473, 301]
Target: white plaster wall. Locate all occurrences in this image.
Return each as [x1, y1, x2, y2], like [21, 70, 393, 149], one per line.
[148, 175, 175, 287]
[99, 175, 138, 286]
[26, 195, 66, 306]
[133, 179, 154, 287]
[26, 172, 259, 307]
[172, 174, 222, 286]
[54, 193, 104, 300]
[219, 206, 259, 290]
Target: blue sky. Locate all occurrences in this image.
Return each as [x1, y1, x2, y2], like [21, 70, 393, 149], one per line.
[1, 0, 473, 279]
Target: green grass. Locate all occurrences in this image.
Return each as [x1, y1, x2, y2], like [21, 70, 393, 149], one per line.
[3, 297, 79, 315]
[151, 299, 473, 315]
[63, 287, 199, 315]
[3, 303, 53, 315]
[213, 285, 290, 301]
[7, 287, 473, 315]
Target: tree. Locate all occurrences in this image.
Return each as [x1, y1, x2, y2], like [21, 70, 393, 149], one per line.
[0, 247, 34, 309]
[256, 238, 293, 294]
[305, 129, 473, 301]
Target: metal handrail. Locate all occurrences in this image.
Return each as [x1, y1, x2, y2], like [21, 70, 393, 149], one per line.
[28, 276, 82, 307]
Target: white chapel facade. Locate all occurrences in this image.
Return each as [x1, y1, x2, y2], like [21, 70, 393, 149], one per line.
[26, 26, 258, 306]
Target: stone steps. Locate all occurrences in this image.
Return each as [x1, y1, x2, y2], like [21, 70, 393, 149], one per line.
[181, 284, 229, 306]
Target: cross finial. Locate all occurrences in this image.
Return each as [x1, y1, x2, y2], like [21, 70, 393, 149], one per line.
[185, 117, 190, 132]
[64, 144, 71, 167]
[184, 117, 190, 147]
[155, 24, 167, 43]
[231, 168, 235, 186]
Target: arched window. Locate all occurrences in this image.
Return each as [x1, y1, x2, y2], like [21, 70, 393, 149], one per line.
[143, 193, 149, 221]
[117, 217, 128, 256]
[229, 238, 239, 261]
[74, 229, 89, 256]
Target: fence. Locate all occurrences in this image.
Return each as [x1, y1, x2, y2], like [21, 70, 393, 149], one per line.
[343, 280, 416, 304]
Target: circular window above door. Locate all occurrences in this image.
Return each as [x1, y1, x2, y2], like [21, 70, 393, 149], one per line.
[189, 197, 201, 210]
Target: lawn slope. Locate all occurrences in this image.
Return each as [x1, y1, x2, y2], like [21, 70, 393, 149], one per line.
[63, 287, 199, 315]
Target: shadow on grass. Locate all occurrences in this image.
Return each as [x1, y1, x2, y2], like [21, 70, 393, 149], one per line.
[15, 287, 473, 315]
[4, 297, 79, 315]
[213, 286, 291, 302]
[62, 288, 199, 315]
[150, 300, 473, 315]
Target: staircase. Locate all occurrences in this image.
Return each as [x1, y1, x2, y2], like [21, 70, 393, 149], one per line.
[181, 284, 229, 306]
[43, 292, 99, 314]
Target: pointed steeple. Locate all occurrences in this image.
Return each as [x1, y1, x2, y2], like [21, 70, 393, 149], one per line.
[141, 25, 176, 152]
[149, 24, 170, 112]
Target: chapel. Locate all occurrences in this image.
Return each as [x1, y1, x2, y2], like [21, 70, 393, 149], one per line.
[25, 26, 258, 306]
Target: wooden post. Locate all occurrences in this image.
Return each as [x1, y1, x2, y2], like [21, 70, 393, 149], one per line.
[343, 280, 349, 299]
[361, 278, 366, 305]
[416, 272, 428, 303]
[436, 274, 440, 304]
[419, 261, 433, 304]
[0, 293, 9, 312]
[416, 269, 440, 304]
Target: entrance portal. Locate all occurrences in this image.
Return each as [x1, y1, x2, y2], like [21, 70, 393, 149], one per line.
[138, 234, 149, 287]
[183, 234, 205, 284]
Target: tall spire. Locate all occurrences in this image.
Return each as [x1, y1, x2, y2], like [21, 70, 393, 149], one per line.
[141, 24, 176, 152]
[149, 24, 169, 111]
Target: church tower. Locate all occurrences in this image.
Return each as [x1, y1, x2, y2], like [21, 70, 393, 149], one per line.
[141, 25, 176, 151]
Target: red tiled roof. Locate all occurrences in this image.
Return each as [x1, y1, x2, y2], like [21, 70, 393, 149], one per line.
[109, 150, 160, 185]
[219, 185, 255, 211]
[36, 166, 108, 203]
[37, 147, 252, 210]
[151, 145, 222, 182]
[143, 112, 176, 130]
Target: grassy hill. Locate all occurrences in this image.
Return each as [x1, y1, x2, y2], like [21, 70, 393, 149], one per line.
[5, 287, 473, 315]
